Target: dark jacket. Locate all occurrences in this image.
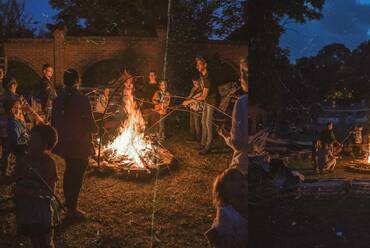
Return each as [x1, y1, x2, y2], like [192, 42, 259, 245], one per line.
[37, 76, 57, 112]
[0, 91, 19, 138]
[51, 89, 97, 159]
[320, 128, 337, 145]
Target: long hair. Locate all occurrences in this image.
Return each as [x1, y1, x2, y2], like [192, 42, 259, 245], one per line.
[62, 69, 80, 112]
[212, 168, 245, 208]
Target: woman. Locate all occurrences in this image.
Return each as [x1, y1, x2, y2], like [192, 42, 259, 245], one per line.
[51, 69, 97, 219]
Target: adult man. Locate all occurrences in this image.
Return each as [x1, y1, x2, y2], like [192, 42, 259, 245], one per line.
[0, 77, 19, 175]
[320, 122, 340, 146]
[52, 69, 97, 219]
[37, 64, 57, 122]
[218, 57, 248, 174]
[183, 57, 219, 155]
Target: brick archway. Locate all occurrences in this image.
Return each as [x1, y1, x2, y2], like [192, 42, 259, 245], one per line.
[4, 27, 247, 87]
[7, 56, 41, 77]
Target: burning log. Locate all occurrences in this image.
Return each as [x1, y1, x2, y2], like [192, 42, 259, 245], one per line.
[91, 70, 175, 179]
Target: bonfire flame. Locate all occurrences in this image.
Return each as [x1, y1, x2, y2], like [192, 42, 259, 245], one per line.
[104, 71, 153, 168]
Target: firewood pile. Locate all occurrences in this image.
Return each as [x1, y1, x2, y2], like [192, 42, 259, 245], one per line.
[347, 160, 370, 174]
[90, 147, 176, 179]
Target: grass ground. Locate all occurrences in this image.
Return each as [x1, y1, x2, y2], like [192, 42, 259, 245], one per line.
[0, 131, 232, 248]
[250, 153, 370, 248]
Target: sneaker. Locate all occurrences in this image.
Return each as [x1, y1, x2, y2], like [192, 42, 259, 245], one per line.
[199, 148, 211, 155]
[67, 208, 87, 219]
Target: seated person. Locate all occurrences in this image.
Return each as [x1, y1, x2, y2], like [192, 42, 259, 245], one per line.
[205, 168, 248, 247]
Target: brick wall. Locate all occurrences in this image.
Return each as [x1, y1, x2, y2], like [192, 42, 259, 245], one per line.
[4, 27, 247, 86]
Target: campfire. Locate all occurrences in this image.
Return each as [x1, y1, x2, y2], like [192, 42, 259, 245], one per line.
[96, 72, 174, 177]
[347, 145, 370, 174]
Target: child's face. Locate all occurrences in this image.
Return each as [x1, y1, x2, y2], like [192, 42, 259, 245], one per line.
[192, 80, 199, 88]
[11, 102, 22, 119]
[28, 132, 44, 155]
[159, 82, 166, 91]
[103, 88, 110, 96]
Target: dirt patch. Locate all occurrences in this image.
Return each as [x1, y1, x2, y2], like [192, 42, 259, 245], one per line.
[0, 132, 232, 247]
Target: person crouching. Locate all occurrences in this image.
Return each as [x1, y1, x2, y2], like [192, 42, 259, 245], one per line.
[318, 143, 337, 173]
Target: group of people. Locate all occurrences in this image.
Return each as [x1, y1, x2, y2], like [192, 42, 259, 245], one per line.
[0, 54, 248, 247]
[0, 65, 96, 247]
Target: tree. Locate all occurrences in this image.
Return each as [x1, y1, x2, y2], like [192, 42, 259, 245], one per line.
[0, 0, 34, 41]
[346, 41, 370, 99]
[49, 0, 245, 40]
[246, 0, 325, 111]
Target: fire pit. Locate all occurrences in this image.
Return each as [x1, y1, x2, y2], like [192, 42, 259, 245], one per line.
[347, 152, 370, 174]
[91, 72, 176, 179]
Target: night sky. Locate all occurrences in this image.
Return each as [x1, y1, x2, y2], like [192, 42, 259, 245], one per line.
[25, 0, 370, 63]
[280, 0, 370, 62]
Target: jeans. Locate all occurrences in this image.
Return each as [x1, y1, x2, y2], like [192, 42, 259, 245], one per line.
[201, 104, 214, 150]
[158, 116, 166, 140]
[189, 112, 201, 138]
[63, 158, 88, 210]
[142, 108, 157, 133]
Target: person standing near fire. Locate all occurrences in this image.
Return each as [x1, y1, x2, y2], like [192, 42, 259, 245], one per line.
[137, 70, 159, 131]
[218, 57, 248, 175]
[152, 80, 171, 141]
[36, 64, 57, 123]
[94, 87, 110, 121]
[183, 57, 219, 155]
[51, 69, 97, 219]
[186, 76, 203, 142]
[0, 77, 20, 175]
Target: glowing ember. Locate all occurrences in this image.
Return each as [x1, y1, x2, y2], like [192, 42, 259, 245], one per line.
[103, 71, 154, 169]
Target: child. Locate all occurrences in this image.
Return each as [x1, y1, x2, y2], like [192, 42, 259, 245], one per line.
[5, 98, 43, 161]
[14, 124, 58, 248]
[205, 168, 248, 247]
[152, 80, 170, 141]
[187, 77, 203, 141]
[94, 87, 110, 121]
